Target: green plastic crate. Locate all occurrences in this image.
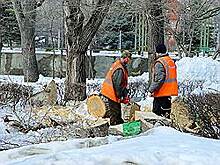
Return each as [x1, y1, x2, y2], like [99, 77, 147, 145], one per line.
[123, 120, 141, 136]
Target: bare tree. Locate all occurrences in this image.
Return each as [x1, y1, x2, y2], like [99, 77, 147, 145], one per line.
[64, 0, 112, 101]
[12, 0, 46, 82]
[168, 0, 220, 57]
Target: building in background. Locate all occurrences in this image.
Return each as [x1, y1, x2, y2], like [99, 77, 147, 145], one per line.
[165, 0, 180, 51]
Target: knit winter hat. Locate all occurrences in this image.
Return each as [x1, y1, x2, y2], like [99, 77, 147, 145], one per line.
[121, 50, 132, 58]
[156, 44, 167, 53]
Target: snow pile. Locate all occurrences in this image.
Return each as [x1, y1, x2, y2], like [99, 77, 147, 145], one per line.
[176, 57, 220, 93]
[0, 126, 220, 165]
[129, 72, 149, 83]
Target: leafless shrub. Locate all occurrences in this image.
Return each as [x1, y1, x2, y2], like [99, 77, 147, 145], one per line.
[178, 80, 205, 96]
[0, 82, 35, 132]
[183, 93, 220, 139]
[0, 82, 32, 106]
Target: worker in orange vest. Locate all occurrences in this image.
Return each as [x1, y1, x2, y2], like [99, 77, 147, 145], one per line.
[148, 44, 178, 118]
[101, 50, 132, 125]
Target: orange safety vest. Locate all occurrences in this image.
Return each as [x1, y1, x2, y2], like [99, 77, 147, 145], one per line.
[101, 59, 128, 103]
[153, 56, 178, 97]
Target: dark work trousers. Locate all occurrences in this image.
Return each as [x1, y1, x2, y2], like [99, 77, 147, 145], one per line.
[102, 96, 124, 125]
[152, 96, 171, 118]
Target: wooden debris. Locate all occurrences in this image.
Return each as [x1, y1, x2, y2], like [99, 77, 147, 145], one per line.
[29, 80, 57, 106]
[31, 105, 79, 127]
[82, 118, 110, 138]
[142, 106, 152, 112]
[135, 111, 164, 120]
[122, 102, 140, 122]
[87, 94, 106, 118]
[109, 124, 123, 136]
[135, 111, 171, 131]
[45, 80, 57, 105]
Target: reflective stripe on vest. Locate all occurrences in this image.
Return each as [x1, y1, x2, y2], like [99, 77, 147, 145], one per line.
[153, 56, 178, 97]
[101, 60, 128, 102]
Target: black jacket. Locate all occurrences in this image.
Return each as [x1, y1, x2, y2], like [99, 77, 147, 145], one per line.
[112, 65, 128, 100]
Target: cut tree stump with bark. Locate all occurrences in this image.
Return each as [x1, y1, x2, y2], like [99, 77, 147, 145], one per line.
[83, 118, 110, 138]
[87, 94, 106, 118]
[171, 99, 198, 132]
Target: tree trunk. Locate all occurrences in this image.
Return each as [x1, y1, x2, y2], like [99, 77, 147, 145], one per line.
[12, 0, 43, 82]
[65, 49, 86, 101]
[0, 36, 2, 73]
[21, 26, 39, 82]
[64, 0, 112, 101]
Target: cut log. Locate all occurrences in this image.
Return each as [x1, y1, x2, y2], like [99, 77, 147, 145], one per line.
[122, 102, 140, 122]
[45, 80, 57, 105]
[135, 111, 165, 121]
[171, 100, 192, 128]
[29, 80, 57, 106]
[87, 94, 106, 118]
[83, 118, 110, 138]
[135, 111, 171, 131]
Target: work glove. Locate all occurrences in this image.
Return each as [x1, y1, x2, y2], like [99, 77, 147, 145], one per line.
[121, 96, 130, 104]
[147, 92, 153, 97]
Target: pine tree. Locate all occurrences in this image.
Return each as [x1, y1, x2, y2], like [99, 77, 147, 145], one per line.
[0, 0, 20, 48]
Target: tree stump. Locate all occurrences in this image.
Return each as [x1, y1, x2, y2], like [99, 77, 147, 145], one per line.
[80, 118, 110, 138]
[171, 99, 195, 132]
[87, 94, 106, 118]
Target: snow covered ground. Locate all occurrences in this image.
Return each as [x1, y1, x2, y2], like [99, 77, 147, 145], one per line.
[0, 57, 220, 164]
[0, 127, 220, 165]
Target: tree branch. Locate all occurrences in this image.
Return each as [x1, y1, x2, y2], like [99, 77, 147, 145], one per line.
[12, 0, 25, 21]
[196, 7, 220, 20]
[36, 0, 46, 8]
[80, 0, 113, 52]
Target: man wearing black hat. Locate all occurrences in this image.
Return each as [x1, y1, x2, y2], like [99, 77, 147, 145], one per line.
[148, 44, 178, 118]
